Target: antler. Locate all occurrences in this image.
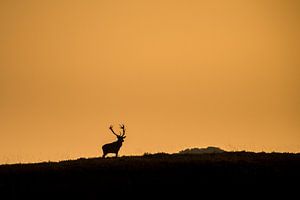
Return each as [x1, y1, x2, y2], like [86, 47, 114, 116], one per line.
[119, 124, 126, 136]
[109, 125, 118, 137]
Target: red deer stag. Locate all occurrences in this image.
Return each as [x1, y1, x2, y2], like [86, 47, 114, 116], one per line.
[102, 124, 126, 158]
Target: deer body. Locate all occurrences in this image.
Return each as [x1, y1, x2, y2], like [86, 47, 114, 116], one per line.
[102, 124, 126, 158]
[102, 140, 123, 157]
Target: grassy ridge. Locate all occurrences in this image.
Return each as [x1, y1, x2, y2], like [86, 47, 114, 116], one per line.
[0, 152, 299, 198]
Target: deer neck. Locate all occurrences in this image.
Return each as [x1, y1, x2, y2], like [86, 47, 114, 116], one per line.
[115, 139, 123, 145]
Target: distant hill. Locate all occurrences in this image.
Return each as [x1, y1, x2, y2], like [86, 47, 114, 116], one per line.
[178, 146, 226, 154]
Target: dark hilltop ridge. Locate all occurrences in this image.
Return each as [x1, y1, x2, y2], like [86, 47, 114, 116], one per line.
[178, 146, 226, 154]
[0, 150, 300, 199]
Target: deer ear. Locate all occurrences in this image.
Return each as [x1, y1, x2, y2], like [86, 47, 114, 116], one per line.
[123, 136, 126, 139]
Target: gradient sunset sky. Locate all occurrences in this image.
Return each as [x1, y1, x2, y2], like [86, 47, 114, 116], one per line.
[0, 0, 299, 164]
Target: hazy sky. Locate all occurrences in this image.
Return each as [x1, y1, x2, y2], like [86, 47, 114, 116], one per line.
[0, 0, 299, 163]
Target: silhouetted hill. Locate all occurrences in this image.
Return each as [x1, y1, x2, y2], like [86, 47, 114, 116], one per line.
[0, 152, 299, 199]
[179, 146, 226, 154]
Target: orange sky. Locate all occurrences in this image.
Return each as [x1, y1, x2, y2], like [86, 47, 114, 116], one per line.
[0, 0, 299, 164]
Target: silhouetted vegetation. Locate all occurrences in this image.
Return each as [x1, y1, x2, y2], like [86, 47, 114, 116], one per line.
[0, 152, 299, 199]
[179, 146, 226, 154]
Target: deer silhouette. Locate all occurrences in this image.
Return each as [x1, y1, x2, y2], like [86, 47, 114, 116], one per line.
[102, 124, 126, 158]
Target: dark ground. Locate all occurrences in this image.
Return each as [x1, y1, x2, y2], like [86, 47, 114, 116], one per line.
[0, 152, 299, 199]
